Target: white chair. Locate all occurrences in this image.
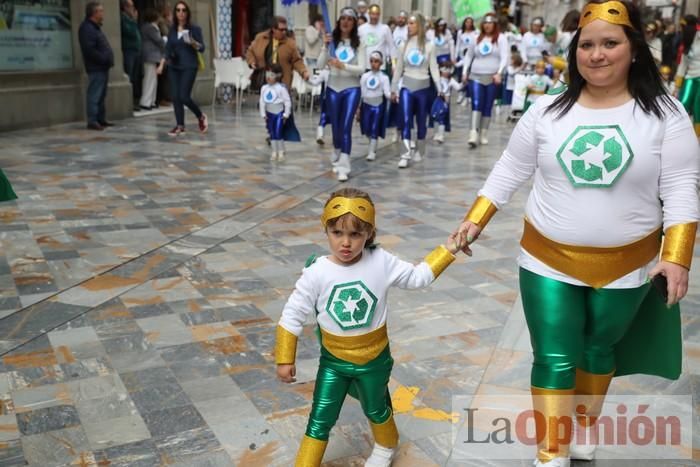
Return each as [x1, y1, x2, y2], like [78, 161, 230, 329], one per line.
[211, 58, 239, 117]
[291, 71, 310, 112]
[232, 58, 254, 113]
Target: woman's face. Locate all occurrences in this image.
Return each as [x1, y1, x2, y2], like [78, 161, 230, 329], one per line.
[482, 22, 494, 34]
[464, 18, 474, 30]
[175, 2, 187, 24]
[531, 22, 542, 34]
[408, 18, 418, 36]
[339, 15, 355, 35]
[576, 20, 632, 90]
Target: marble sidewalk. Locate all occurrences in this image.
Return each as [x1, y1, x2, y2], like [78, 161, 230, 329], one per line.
[0, 102, 698, 466]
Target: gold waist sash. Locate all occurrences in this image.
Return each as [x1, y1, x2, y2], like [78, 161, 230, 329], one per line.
[520, 219, 662, 289]
[320, 324, 388, 365]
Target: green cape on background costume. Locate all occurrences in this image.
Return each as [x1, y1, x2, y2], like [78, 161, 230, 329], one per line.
[0, 169, 17, 202]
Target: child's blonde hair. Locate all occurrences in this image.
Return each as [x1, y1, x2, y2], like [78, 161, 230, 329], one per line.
[323, 188, 376, 248]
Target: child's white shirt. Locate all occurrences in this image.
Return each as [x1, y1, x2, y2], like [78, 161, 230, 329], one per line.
[527, 73, 553, 92]
[259, 83, 291, 119]
[506, 64, 524, 90]
[439, 76, 463, 97]
[360, 70, 391, 100]
[278, 248, 438, 337]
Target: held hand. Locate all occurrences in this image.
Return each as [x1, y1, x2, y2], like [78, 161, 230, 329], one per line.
[323, 33, 332, 45]
[493, 73, 502, 85]
[191, 39, 201, 50]
[453, 220, 482, 257]
[277, 364, 297, 383]
[446, 231, 464, 255]
[648, 261, 689, 306]
[156, 65, 164, 75]
[328, 58, 344, 69]
[391, 92, 398, 103]
[302, 70, 310, 81]
[463, 74, 469, 84]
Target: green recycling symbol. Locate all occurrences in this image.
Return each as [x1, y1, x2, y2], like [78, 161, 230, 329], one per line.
[365, 33, 378, 47]
[326, 280, 378, 330]
[556, 125, 633, 187]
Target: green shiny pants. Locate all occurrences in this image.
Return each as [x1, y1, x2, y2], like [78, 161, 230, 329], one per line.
[305, 345, 394, 441]
[679, 76, 700, 134]
[519, 268, 651, 389]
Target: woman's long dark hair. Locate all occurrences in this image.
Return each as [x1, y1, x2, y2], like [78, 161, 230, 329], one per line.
[172, 1, 191, 29]
[681, 15, 697, 56]
[546, 0, 675, 119]
[435, 18, 447, 36]
[333, 15, 360, 49]
[461, 17, 475, 33]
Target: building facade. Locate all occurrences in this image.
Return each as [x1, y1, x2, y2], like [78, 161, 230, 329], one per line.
[0, 0, 215, 132]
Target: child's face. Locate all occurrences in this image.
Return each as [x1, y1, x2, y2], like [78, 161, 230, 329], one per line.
[326, 220, 371, 265]
[535, 65, 546, 75]
[266, 74, 277, 85]
[370, 58, 382, 71]
[661, 72, 670, 81]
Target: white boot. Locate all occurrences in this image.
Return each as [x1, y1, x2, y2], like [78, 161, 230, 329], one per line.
[398, 139, 411, 168]
[433, 125, 445, 143]
[316, 126, 324, 145]
[270, 140, 278, 161]
[569, 419, 596, 461]
[468, 129, 479, 147]
[391, 129, 399, 143]
[367, 139, 377, 161]
[532, 457, 570, 467]
[277, 141, 286, 161]
[456, 93, 465, 104]
[469, 111, 482, 148]
[336, 153, 351, 181]
[364, 443, 395, 467]
[413, 140, 425, 162]
[480, 117, 491, 145]
[330, 148, 340, 173]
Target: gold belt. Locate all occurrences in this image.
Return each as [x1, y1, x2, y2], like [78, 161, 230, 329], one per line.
[520, 219, 661, 288]
[320, 325, 388, 365]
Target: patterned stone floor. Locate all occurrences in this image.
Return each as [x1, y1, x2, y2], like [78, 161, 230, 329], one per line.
[0, 101, 698, 466]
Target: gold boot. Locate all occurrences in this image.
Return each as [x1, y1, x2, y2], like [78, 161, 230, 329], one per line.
[571, 369, 614, 460]
[531, 386, 574, 464]
[295, 435, 328, 467]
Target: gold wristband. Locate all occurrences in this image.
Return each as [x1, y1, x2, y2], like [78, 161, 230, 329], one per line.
[661, 222, 697, 269]
[275, 325, 298, 364]
[464, 195, 498, 228]
[424, 245, 455, 278]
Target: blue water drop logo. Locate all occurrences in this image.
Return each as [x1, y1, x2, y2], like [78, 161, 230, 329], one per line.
[481, 42, 492, 55]
[265, 91, 274, 102]
[532, 38, 539, 46]
[463, 36, 471, 45]
[339, 49, 349, 61]
[407, 48, 424, 66]
[435, 36, 444, 46]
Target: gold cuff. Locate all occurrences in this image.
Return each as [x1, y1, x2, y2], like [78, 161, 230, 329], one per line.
[674, 75, 684, 90]
[464, 195, 498, 228]
[275, 325, 298, 364]
[370, 412, 399, 448]
[661, 222, 697, 269]
[424, 245, 455, 278]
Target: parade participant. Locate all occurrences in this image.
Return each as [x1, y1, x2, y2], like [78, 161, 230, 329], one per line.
[432, 18, 455, 66]
[525, 60, 553, 109]
[660, 64, 675, 95]
[645, 22, 663, 66]
[556, 10, 580, 57]
[276, 187, 460, 467]
[317, 7, 366, 182]
[455, 16, 477, 105]
[453, 1, 699, 465]
[391, 12, 440, 168]
[360, 51, 391, 161]
[392, 10, 409, 56]
[519, 16, 551, 69]
[432, 65, 463, 143]
[675, 14, 700, 136]
[503, 52, 525, 111]
[308, 69, 330, 145]
[357, 0, 369, 21]
[0, 169, 16, 202]
[462, 13, 509, 147]
[259, 64, 299, 162]
[358, 4, 395, 71]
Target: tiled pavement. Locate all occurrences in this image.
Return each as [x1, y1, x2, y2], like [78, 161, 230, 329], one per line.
[0, 101, 698, 466]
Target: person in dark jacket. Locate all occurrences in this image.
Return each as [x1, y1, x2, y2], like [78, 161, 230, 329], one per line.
[78, 2, 114, 130]
[120, 0, 142, 107]
[139, 8, 166, 110]
[165, 1, 207, 136]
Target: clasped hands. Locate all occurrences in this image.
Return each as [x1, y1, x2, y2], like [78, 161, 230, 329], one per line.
[446, 219, 482, 256]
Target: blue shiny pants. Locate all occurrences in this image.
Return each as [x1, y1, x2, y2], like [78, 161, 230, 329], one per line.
[265, 111, 284, 140]
[326, 87, 361, 154]
[469, 80, 498, 117]
[399, 86, 433, 140]
[360, 102, 386, 139]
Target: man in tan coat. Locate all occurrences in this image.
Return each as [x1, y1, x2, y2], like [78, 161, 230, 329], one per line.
[246, 16, 309, 88]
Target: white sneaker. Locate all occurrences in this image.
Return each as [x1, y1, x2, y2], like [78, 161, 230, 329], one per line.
[433, 132, 444, 144]
[277, 151, 285, 162]
[337, 172, 348, 182]
[532, 457, 570, 467]
[460, 99, 468, 107]
[270, 151, 277, 161]
[316, 126, 324, 145]
[398, 158, 409, 168]
[366, 152, 376, 161]
[365, 443, 395, 467]
[570, 420, 596, 461]
[480, 129, 489, 145]
[468, 129, 479, 148]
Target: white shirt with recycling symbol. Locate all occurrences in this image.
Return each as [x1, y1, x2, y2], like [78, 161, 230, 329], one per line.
[476, 93, 699, 288]
[359, 22, 396, 69]
[278, 248, 438, 338]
